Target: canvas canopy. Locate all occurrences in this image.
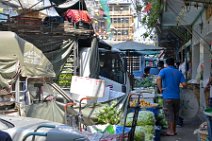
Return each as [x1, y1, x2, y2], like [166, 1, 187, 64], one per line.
[113, 41, 164, 51]
[0, 31, 55, 81]
[19, 33, 104, 79]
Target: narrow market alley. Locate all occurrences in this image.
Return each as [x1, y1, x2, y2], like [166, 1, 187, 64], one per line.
[0, 1, 212, 141]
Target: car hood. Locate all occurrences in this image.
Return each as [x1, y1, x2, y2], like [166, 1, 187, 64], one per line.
[0, 115, 88, 141]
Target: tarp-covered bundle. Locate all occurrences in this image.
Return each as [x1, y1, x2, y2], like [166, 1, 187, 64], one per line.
[0, 31, 55, 82]
[19, 33, 102, 78]
[0, 57, 19, 90]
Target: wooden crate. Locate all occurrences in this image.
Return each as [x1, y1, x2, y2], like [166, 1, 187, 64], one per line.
[9, 16, 42, 31]
[42, 23, 64, 33]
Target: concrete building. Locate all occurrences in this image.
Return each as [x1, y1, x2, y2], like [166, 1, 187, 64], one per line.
[158, 0, 212, 111]
[108, 1, 134, 41]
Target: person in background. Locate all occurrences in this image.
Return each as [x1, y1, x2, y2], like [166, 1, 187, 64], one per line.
[100, 61, 112, 78]
[157, 60, 164, 71]
[150, 60, 164, 75]
[142, 66, 151, 78]
[156, 58, 186, 136]
[175, 62, 181, 69]
[155, 61, 165, 93]
[175, 61, 185, 127]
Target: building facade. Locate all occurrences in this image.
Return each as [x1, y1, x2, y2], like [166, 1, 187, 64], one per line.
[108, 2, 134, 41]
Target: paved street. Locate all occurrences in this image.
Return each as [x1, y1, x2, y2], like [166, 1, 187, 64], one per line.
[160, 114, 206, 141]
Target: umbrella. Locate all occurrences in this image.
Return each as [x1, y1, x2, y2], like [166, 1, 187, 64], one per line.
[112, 41, 164, 51]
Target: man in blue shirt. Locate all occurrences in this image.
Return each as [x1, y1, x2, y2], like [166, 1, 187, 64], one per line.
[156, 58, 186, 136]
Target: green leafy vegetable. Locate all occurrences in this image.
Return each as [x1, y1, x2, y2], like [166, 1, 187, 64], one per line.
[135, 126, 145, 141]
[96, 102, 121, 125]
[120, 111, 155, 126]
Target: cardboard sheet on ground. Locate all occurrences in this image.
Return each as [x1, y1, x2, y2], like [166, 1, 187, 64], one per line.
[179, 89, 199, 119]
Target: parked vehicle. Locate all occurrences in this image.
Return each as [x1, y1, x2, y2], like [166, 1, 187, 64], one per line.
[0, 115, 89, 141]
[80, 43, 131, 94]
[0, 31, 130, 125]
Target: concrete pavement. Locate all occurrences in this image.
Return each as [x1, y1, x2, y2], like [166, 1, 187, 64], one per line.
[160, 114, 206, 141]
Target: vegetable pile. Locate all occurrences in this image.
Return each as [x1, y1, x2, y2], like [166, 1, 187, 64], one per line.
[120, 111, 155, 141]
[130, 99, 157, 107]
[96, 103, 121, 125]
[134, 77, 155, 88]
[156, 109, 167, 129]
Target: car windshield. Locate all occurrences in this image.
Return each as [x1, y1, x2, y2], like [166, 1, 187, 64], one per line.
[100, 52, 125, 84]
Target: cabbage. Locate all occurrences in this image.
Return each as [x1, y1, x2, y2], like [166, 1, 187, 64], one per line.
[137, 111, 155, 126]
[156, 109, 167, 128]
[120, 111, 155, 126]
[134, 126, 154, 141]
[134, 126, 145, 141]
[140, 125, 155, 134]
[145, 133, 154, 141]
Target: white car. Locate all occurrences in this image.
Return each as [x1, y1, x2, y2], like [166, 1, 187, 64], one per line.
[0, 115, 89, 141]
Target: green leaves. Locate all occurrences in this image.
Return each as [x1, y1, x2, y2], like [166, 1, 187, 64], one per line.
[138, 0, 161, 38]
[57, 73, 72, 87]
[96, 103, 121, 125]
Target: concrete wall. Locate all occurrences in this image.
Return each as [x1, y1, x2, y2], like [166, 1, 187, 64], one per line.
[191, 10, 212, 83]
[191, 10, 212, 108]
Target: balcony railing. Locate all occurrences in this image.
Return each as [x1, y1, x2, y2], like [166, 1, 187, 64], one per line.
[112, 23, 131, 28]
[110, 11, 132, 15]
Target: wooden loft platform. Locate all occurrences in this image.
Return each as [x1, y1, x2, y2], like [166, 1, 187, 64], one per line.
[0, 16, 95, 38]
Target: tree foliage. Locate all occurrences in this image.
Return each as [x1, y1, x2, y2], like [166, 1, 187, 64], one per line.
[137, 0, 161, 39]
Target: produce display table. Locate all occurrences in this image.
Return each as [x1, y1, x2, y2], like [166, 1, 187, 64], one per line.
[121, 93, 160, 141]
[131, 87, 156, 103]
